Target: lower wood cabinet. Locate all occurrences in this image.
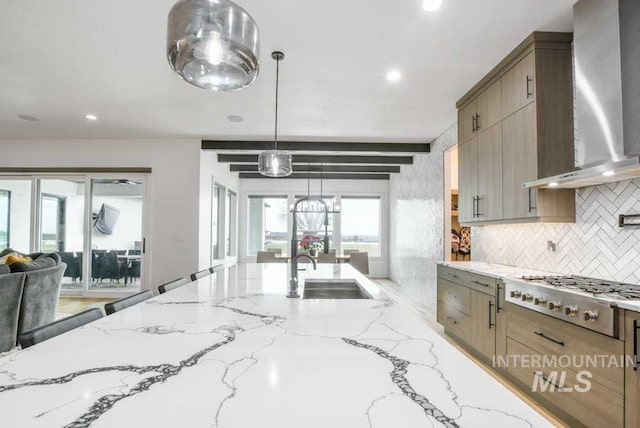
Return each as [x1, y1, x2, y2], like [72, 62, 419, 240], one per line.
[437, 265, 631, 427]
[470, 291, 496, 360]
[624, 310, 640, 427]
[437, 266, 499, 363]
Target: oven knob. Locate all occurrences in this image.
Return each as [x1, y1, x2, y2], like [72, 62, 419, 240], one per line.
[565, 305, 579, 316]
[584, 310, 599, 322]
[510, 290, 522, 298]
[521, 293, 533, 302]
[548, 301, 562, 311]
[534, 297, 547, 306]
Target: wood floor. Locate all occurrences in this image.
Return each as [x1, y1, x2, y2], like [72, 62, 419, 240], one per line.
[57, 298, 116, 316]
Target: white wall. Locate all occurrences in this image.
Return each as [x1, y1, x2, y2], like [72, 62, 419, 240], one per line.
[0, 139, 201, 289]
[388, 124, 457, 317]
[198, 151, 240, 270]
[238, 178, 390, 278]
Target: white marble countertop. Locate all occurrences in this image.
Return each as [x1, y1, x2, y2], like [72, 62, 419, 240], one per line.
[439, 261, 640, 312]
[0, 263, 553, 427]
[438, 261, 556, 280]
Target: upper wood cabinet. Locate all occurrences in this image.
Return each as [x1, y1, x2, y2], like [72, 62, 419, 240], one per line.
[502, 51, 535, 116]
[456, 32, 575, 225]
[458, 100, 477, 145]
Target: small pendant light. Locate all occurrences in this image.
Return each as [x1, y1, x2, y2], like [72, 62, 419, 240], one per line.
[258, 51, 293, 177]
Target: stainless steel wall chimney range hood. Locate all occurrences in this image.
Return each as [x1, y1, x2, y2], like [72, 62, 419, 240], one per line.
[524, 0, 640, 189]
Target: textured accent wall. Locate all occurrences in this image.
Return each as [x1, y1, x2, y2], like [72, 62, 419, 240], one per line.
[473, 179, 640, 284]
[389, 124, 457, 316]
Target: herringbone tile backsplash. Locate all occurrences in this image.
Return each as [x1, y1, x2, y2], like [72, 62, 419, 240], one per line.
[472, 179, 640, 283]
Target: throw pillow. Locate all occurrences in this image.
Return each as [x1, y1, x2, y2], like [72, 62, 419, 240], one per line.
[9, 257, 56, 273]
[0, 264, 10, 274]
[5, 255, 32, 265]
[0, 252, 18, 264]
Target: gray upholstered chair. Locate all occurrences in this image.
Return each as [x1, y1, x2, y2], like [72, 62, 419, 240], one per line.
[190, 269, 211, 281]
[317, 251, 337, 264]
[0, 271, 26, 352]
[349, 252, 370, 275]
[158, 277, 189, 294]
[104, 290, 153, 315]
[19, 308, 103, 349]
[16, 262, 66, 339]
[256, 251, 278, 263]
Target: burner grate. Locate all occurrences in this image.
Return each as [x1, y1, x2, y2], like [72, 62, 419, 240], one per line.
[519, 274, 640, 300]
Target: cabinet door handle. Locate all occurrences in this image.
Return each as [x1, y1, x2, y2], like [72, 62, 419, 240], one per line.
[528, 188, 536, 213]
[496, 283, 503, 313]
[475, 113, 480, 131]
[634, 320, 639, 371]
[476, 196, 484, 217]
[488, 300, 494, 329]
[534, 331, 565, 347]
[471, 114, 476, 132]
[444, 291, 458, 299]
[526, 75, 533, 98]
[472, 196, 477, 218]
[446, 316, 457, 325]
[472, 280, 490, 287]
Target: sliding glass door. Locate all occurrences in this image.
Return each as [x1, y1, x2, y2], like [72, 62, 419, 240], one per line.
[89, 179, 144, 292]
[0, 174, 147, 296]
[38, 179, 86, 290]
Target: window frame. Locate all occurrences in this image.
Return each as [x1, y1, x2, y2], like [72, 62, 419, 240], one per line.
[0, 189, 10, 249]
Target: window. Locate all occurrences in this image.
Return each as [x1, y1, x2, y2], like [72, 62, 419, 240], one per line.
[226, 190, 237, 257]
[40, 194, 66, 252]
[248, 196, 288, 255]
[212, 184, 221, 261]
[341, 197, 381, 257]
[0, 190, 9, 249]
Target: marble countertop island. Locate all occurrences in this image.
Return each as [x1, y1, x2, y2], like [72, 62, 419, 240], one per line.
[0, 264, 553, 427]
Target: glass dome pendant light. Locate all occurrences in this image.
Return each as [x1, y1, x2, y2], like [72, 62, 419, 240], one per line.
[167, 0, 260, 91]
[259, 51, 293, 177]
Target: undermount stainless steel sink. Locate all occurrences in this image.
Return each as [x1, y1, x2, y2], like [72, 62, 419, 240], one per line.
[301, 279, 372, 299]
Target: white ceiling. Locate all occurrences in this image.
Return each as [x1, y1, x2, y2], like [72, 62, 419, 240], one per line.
[0, 0, 575, 141]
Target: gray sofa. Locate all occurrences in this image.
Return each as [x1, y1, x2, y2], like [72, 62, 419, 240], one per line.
[0, 249, 66, 352]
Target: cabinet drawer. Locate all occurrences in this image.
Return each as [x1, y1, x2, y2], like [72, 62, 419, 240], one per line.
[507, 338, 623, 428]
[506, 303, 624, 395]
[467, 272, 497, 295]
[437, 302, 471, 344]
[437, 279, 470, 315]
[437, 265, 470, 287]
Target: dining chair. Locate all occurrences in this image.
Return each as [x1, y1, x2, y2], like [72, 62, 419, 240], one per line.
[317, 251, 337, 263]
[190, 269, 211, 281]
[343, 249, 360, 257]
[158, 277, 189, 294]
[19, 308, 103, 348]
[104, 290, 153, 315]
[349, 252, 370, 275]
[256, 251, 278, 263]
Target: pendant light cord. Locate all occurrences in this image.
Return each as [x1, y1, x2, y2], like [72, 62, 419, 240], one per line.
[274, 56, 280, 152]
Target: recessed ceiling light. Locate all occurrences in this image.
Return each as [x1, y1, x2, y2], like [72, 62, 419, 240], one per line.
[386, 70, 402, 82]
[549, 182, 559, 188]
[85, 114, 98, 121]
[602, 170, 615, 177]
[18, 114, 39, 122]
[422, 0, 443, 12]
[227, 115, 244, 123]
